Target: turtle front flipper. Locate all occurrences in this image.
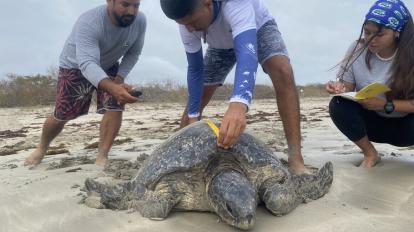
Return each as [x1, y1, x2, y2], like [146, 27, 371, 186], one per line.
[132, 186, 182, 220]
[295, 161, 334, 201]
[260, 177, 302, 216]
[260, 162, 334, 215]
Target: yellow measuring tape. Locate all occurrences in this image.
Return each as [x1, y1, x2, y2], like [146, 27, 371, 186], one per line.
[204, 118, 219, 137]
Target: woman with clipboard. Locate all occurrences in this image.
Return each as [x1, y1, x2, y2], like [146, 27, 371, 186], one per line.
[326, 0, 414, 168]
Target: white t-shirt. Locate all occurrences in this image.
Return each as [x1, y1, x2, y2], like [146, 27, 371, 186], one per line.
[339, 41, 407, 118]
[179, 0, 273, 53]
[339, 41, 393, 91]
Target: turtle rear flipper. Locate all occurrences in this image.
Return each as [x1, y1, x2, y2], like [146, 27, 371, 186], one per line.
[85, 178, 130, 209]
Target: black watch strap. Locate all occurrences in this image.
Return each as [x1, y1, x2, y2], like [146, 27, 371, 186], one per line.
[384, 96, 395, 114]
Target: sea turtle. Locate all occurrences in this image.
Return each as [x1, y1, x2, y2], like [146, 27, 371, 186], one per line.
[85, 121, 333, 230]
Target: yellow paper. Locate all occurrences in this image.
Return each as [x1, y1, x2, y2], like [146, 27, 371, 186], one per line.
[337, 82, 391, 101]
[204, 118, 219, 137]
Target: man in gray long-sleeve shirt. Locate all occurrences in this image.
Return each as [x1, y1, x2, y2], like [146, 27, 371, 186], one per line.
[25, 0, 146, 166]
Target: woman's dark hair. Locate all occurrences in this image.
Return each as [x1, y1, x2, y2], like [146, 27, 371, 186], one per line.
[160, 0, 201, 20]
[336, 23, 382, 79]
[388, 12, 414, 99]
[338, 10, 414, 100]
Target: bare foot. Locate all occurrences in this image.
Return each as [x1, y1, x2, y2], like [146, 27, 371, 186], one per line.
[360, 154, 381, 168]
[288, 158, 308, 174]
[24, 148, 46, 166]
[95, 155, 108, 167]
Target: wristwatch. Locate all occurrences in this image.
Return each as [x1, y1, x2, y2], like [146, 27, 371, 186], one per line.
[384, 97, 395, 114]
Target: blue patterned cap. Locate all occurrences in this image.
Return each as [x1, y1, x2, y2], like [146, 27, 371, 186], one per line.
[365, 0, 410, 32]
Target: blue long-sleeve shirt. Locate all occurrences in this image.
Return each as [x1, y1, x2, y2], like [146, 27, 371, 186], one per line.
[181, 0, 267, 117]
[186, 29, 258, 117]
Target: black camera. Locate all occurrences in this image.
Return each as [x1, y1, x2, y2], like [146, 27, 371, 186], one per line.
[130, 90, 142, 97]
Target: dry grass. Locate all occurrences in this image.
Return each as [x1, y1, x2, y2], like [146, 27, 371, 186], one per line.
[0, 74, 328, 107]
[0, 74, 57, 107]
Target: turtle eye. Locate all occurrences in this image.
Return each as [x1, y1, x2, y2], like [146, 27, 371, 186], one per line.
[226, 203, 233, 215]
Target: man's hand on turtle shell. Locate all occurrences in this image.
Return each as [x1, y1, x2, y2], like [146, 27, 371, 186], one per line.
[218, 102, 247, 149]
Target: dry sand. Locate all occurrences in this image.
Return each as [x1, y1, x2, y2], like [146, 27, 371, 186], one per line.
[0, 98, 413, 232]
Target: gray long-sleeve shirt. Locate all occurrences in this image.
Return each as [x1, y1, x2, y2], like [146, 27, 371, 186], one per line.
[59, 5, 146, 87]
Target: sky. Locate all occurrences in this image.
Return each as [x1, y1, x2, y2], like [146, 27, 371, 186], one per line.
[0, 0, 413, 86]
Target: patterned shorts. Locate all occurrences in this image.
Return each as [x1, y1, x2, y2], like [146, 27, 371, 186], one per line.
[53, 64, 123, 121]
[203, 19, 289, 85]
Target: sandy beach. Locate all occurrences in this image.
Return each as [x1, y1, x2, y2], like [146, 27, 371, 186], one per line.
[0, 98, 413, 232]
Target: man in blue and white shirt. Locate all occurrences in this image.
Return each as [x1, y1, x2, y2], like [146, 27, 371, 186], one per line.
[161, 0, 306, 173]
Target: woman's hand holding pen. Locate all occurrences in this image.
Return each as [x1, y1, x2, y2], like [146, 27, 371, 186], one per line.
[326, 80, 346, 94]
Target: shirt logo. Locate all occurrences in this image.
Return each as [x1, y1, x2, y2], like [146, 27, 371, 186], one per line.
[246, 43, 256, 55]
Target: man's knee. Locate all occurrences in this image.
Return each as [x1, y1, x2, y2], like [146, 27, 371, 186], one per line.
[264, 56, 294, 82]
[103, 110, 123, 121]
[48, 115, 68, 127]
[201, 85, 219, 106]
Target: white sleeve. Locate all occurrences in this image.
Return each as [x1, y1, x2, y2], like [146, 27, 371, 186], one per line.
[179, 25, 202, 53]
[222, 0, 257, 38]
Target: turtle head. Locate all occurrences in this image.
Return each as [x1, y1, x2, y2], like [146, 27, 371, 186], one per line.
[208, 170, 257, 230]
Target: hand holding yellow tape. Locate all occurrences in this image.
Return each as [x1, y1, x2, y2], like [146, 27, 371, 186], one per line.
[204, 118, 219, 137]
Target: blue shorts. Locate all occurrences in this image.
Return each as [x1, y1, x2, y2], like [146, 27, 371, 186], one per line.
[203, 20, 289, 86]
